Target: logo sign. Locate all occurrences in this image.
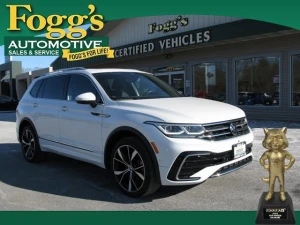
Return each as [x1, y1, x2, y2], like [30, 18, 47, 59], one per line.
[5, 4, 114, 60]
[230, 123, 238, 136]
[148, 15, 189, 34]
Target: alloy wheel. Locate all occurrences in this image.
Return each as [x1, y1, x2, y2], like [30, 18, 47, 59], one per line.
[113, 145, 145, 193]
[21, 128, 36, 160]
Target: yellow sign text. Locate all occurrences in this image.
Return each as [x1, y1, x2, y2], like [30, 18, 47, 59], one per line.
[7, 4, 104, 40]
[62, 47, 115, 61]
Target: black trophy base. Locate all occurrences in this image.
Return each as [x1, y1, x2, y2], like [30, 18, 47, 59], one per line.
[255, 192, 296, 225]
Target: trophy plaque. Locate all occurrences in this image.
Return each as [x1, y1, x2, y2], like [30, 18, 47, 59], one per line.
[255, 127, 296, 225]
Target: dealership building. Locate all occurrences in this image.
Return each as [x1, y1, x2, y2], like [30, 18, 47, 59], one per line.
[41, 16, 300, 121]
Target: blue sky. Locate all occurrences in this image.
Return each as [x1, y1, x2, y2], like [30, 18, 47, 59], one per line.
[0, 24, 91, 70]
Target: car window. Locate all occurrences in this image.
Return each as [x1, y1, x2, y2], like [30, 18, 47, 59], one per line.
[41, 75, 69, 100]
[37, 79, 46, 98]
[30, 80, 43, 98]
[93, 72, 181, 100]
[67, 74, 101, 102]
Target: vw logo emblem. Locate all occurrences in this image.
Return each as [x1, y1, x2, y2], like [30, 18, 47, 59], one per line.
[230, 123, 238, 136]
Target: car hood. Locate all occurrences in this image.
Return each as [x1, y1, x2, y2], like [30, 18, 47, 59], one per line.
[115, 97, 246, 124]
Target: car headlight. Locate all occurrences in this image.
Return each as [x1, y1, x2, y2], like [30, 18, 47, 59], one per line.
[144, 122, 205, 138]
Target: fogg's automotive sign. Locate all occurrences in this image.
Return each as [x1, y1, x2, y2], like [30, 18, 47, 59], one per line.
[114, 30, 210, 58]
[5, 4, 114, 61]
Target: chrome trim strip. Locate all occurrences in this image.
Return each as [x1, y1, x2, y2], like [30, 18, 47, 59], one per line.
[205, 126, 230, 132]
[236, 123, 247, 127]
[202, 132, 232, 138]
[202, 117, 246, 126]
[39, 137, 94, 152]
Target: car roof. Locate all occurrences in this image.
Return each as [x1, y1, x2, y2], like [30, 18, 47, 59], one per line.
[38, 68, 151, 80]
[86, 68, 150, 74]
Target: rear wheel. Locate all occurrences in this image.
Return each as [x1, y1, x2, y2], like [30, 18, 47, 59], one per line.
[21, 125, 46, 163]
[110, 137, 160, 197]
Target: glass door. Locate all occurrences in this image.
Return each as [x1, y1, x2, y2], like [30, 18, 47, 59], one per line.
[153, 66, 185, 95]
[156, 74, 169, 84]
[154, 72, 185, 95]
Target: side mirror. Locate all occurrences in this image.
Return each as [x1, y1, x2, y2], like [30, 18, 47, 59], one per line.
[75, 92, 97, 108]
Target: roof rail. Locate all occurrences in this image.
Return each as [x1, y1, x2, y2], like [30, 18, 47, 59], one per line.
[40, 67, 86, 77]
[55, 67, 86, 72]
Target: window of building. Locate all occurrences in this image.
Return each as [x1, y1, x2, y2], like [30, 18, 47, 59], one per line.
[192, 62, 227, 102]
[235, 56, 280, 106]
[41, 75, 69, 100]
[291, 54, 300, 106]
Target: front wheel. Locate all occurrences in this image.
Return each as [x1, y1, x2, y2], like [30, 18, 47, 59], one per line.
[110, 137, 160, 197]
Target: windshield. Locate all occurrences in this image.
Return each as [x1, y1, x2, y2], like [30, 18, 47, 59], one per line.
[92, 72, 182, 100]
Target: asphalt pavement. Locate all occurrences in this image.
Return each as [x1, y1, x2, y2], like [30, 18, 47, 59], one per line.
[0, 112, 300, 210]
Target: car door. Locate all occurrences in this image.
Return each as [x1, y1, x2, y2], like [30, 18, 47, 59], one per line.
[58, 73, 104, 163]
[34, 75, 69, 152]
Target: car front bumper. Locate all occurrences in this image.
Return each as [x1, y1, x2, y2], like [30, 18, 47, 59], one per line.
[159, 150, 253, 186]
[137, 123, 254, 186]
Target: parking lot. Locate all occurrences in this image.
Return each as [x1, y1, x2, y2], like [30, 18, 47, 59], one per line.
[0, 112, 300, 211]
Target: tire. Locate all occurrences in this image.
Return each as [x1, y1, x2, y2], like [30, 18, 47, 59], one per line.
[110, 136, 160, 197]
[20, 125, 46, 163]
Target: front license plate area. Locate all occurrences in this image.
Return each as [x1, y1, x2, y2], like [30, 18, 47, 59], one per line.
[233, 141, 246, 159]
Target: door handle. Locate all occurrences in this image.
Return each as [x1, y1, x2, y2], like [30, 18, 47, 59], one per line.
[61, 106, 68, 112]
[33, 103, 38, 108]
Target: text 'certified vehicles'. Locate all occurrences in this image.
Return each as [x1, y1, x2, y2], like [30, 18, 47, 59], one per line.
[16, 67, 254, 197]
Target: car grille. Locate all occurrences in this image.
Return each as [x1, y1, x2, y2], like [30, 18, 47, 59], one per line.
[167, 143, 252, 181]
[200, 117, 250, 141]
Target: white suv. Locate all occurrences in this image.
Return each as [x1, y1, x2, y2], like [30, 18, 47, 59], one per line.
[16, 67, 254, 197]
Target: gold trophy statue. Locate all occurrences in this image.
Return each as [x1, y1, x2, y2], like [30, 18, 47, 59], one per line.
[260, 127, 295, 201]
[256, 127, 296, 225]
